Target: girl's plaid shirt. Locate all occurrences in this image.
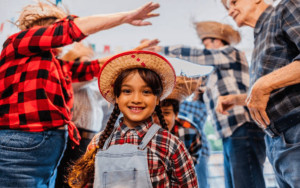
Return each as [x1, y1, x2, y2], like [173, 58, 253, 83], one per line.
[89, 120, 198, 188]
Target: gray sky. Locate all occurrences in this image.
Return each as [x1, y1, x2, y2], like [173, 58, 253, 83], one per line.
[1, 0, 255, 60]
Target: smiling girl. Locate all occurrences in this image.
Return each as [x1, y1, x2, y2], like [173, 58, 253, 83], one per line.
[68, 51, 198, 188]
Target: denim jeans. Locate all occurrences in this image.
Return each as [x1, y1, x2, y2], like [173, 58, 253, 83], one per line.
[222, 122, 266, 188]
[265, 121, 300, 188]
[195, 154, 210, 188]
[0, 128, 68, 188]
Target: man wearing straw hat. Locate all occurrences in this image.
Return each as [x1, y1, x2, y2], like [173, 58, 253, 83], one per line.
[218, 0, 300, 187]
[150, 21, 266, 188]
[0, 1, 160, 187]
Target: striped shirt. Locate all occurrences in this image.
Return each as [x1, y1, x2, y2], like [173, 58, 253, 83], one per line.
[89, 119, 198, 188]
[161, 45, 251, 138]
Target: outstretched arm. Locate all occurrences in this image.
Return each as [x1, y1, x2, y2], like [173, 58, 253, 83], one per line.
[97, 39, 160, 67]
[74, 2, 160, 35]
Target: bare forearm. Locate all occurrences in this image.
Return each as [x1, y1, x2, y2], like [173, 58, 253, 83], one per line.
[261, 60, 300, 92]
[235, 94, 248, 106]
[74, 12, 128, 35]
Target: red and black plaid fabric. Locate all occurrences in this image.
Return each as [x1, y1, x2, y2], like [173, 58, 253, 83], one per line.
[89, 119, 198, 188]
[0, 15, 100, 145]
[172, 120, 202, 164]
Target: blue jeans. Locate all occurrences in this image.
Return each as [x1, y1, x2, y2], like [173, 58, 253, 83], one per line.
[222, 122, 266, 188]
[0, 128, 68, 188]
[195, 154, 210, 188]
[265, 121, 300, 188]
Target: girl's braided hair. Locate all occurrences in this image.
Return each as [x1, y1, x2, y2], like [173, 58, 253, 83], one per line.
[68, 68, 167, 187]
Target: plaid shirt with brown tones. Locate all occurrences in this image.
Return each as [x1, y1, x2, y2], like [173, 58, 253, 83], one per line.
[171, 120, 202, 164]
[0, 15, 100, 144]
[89, 119, 198, 188]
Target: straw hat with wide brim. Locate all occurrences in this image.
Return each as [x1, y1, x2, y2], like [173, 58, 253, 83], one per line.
[17, 2, 67, 30]
[167, 76, 202, 103]
[195, 21, 241, 45]
[62, 43, 94, 61]
[98, 51, 176, 104]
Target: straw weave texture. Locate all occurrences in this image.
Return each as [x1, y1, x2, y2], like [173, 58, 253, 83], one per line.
[98, 51, 176, 103]
[167, 76, 201, 102]
[62, 43, 94, 61]
[18, 2, 67, 30]
[195, 21, 240, 45]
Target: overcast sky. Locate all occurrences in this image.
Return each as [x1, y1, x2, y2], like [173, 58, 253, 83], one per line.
[1, 0, 256, 60]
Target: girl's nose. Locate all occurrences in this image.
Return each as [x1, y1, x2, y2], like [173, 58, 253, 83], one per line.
[131, 92, 142, 103]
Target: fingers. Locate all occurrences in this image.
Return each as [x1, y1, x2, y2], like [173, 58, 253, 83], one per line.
[146, 13, 160, 18]
[148, 39, 160, 46]
[260, 110, 270, 126]
[141, 2, 160, 15]
[216, 97, 230, 115]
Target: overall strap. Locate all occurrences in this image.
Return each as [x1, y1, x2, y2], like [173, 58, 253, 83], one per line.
[139, 124, 160, 150]
[103, 123, 119, 150]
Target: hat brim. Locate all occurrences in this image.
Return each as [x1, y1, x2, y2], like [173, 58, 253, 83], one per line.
[98, 51, 176, 103]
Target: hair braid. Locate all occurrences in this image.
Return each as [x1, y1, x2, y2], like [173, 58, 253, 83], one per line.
[68, 104, 120, 187]
[155, 104, 168, 130]
[97, 104, 120, 149]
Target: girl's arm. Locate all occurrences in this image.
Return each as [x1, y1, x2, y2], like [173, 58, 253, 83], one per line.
[171, 139, 198, 187]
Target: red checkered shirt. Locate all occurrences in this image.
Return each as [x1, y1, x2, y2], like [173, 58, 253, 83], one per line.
[173, 120, 202, 164]
[0, 16, 100, 144]
[89, 119, 198, 188]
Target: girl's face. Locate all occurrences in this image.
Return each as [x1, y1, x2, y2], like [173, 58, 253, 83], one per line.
[116, 71, 159, 128]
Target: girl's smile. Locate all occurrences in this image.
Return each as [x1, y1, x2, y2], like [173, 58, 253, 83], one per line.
[116, 70, 159, 128]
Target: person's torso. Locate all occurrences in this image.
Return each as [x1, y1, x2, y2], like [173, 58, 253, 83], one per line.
[251, 1, 300, 123]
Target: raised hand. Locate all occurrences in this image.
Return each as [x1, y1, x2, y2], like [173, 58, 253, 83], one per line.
[125, 2, 160, 26]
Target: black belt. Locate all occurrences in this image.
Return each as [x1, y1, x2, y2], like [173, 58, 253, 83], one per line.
[264, 113, 300, 138]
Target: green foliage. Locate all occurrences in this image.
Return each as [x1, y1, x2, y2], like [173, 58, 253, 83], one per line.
[204, 118, 223, 151]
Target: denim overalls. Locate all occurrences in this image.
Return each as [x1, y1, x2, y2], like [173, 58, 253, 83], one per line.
[93, 124, 160, 188]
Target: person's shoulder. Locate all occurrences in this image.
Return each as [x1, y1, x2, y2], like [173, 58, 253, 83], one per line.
[154, 128, 186, 151]
[275, 0, 299, 13]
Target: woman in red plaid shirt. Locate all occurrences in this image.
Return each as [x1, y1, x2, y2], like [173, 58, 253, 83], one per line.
[68, 51, 198, 188]
[0, 2, 160, 187]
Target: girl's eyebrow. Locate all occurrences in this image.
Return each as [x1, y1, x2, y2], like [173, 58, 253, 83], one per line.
[121, 84, 150, 88]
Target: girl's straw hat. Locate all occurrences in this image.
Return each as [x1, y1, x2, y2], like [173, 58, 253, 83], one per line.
[98, 51, 176, 104]
[195, 21, 240, 45]
[166, 76, 201, 102]
[17, 2, 67, 30]
[62, 43, 94, 61]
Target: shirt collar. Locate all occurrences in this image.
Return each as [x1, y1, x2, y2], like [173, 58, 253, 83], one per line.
[119, 117, 153, 138]
[254, 5, 274, 37]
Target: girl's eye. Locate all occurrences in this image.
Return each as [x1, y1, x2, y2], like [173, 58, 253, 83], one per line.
[121, 89, 131, 94]
[143, 89, 153, 94]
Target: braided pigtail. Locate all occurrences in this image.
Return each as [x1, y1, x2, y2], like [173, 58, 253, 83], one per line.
[68, 104, 120, 188]
[155, 104, 168, 130]
[97, 104, 120, 149]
